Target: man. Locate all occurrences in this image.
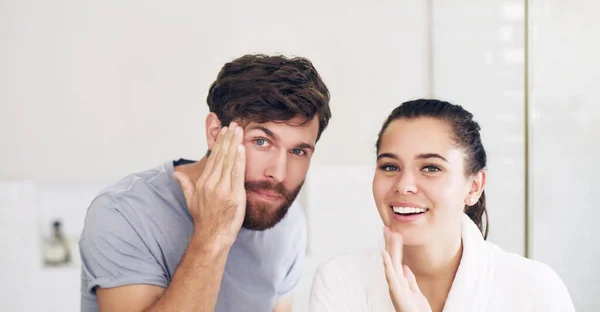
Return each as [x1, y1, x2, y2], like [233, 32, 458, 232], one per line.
[79, 54, 332, 312]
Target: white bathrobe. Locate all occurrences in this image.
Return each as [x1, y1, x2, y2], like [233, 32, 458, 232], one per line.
[309, 214, 575, 311]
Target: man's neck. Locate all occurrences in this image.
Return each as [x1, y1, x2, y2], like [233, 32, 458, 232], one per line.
[174, 158, 208, 183]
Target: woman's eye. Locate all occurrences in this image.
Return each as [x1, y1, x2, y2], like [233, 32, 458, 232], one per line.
[380, 164, 399, 172]
[422, 165, 441, 173]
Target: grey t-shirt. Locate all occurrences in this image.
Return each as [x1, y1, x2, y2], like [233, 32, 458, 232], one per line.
[79, 160, 307, 312]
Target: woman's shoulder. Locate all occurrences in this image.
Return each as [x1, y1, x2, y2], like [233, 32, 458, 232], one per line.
[488, 242, 563, 284]
[485, 242, 575, 310]
[309, 249, 392, 311]
[314, 248, 383, 281]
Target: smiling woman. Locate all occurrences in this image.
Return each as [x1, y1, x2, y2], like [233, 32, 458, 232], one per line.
[308, 99, 574, 312]
[372, 101, 488, 248]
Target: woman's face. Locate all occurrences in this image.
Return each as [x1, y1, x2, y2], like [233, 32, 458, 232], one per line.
[372, 117, 485, 245]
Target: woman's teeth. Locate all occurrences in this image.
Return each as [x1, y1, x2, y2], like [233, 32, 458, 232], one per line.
[392, 206, 427, 215]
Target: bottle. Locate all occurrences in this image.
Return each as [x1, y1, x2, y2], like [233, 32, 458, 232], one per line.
[43, 220, 71, 266]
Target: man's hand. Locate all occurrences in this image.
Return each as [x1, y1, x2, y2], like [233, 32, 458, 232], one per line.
[272, 295, 293, 312]
[382, 226, 432, 312]
[96, 124, 247, 312]
[174, 122, 246, 249]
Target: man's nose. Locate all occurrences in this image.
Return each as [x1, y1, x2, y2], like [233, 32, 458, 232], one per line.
[264, 151, 287, 183]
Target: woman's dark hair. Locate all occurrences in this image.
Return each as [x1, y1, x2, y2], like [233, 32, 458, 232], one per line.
[375, 99, 489, 239]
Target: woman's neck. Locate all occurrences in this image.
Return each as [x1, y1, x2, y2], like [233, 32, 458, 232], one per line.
[402, 229, 463, 311]
[403, 232, 462, 279]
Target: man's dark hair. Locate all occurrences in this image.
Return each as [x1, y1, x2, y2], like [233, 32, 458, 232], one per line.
[206, 54, 331, 150]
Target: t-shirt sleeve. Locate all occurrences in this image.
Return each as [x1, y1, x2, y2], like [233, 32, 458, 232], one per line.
[276, 207, 308, 298]
[79, 194, 168, 295]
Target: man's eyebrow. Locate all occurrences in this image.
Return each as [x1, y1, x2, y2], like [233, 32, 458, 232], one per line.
[246, 125, 315, 151]
[295, 142, 315, 151]
[246, 125, 279, 141]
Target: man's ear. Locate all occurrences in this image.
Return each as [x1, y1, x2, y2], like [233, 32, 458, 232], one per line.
[205, 112, 222, 151]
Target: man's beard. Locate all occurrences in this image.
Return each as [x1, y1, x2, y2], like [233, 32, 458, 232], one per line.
[242, 179, 304, 231]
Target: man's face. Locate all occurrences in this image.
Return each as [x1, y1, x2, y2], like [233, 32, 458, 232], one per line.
[238, 116, 319, 230]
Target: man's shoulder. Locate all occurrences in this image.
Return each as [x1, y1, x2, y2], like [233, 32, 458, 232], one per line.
[236, 202, 307, 262]
[82, 161, 184, 234]
[278, 201, 307, 232]
[91, 162, 174, 207]
[263, 201, 307, 247]
[99, 162, 169, 196]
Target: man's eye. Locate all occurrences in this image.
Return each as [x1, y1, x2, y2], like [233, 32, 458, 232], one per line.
[291, 149, 306, 156]
[255, 139, 270, 147]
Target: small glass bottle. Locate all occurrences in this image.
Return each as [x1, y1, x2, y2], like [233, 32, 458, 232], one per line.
[43, 220, 71, 266]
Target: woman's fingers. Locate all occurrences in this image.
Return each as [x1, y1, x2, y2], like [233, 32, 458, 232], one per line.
[384, 226, 404, 276]
[403, 264, 421, 293]
[382, 250, 402, 293]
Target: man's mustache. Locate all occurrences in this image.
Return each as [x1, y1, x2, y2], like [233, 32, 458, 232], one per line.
[244, 180, 289, 197]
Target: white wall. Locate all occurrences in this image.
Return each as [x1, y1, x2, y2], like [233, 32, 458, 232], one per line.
[0, 0, 429, 311]
[431, 1, 527, 255]
[3, 0, 597, 311]
[0, 182, 84, 312]
[529, 0, 600, 310]
[0, 0, 429, 181]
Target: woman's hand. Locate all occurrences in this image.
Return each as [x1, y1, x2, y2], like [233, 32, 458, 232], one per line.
[382, 227, 432, 312]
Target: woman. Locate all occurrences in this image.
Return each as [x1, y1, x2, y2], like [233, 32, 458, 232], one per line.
[309, 99, 574, 311]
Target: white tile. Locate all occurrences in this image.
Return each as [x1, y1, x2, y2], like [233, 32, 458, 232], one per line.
[432, 0, 526, 256]
[37, 182, 109, 239]
[304, 165, 383, 259]
[529, 1, 600, 309]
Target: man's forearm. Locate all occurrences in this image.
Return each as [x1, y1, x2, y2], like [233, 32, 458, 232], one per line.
[145, 233, 230, 312]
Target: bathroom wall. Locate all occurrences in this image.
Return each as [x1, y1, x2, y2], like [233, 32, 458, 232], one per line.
[1, 0, 597, 310]
[529, 0, 600, 310]
[0, 0, 429, 310]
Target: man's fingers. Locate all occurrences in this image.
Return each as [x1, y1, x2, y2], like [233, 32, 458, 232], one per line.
[173, 172, 195, 203]
[384, 226, 404, 276]
[207, 123, 237, 184]
[403, 265, 421, 293]
[231, 144, 246, 190]
[221, 126, 243, 184]
[201, 126, 227, 181]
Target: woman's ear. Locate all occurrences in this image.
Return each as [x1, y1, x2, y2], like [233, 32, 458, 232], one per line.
[465, 169, 487, 206]
[205, 113, 222, 151]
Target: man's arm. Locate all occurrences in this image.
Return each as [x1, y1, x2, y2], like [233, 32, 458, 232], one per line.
[96, 234, 230, 312]
[90, 124, 246, 312]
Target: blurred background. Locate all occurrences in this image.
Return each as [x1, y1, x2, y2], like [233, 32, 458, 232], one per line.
[1, 0, 598, 311]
